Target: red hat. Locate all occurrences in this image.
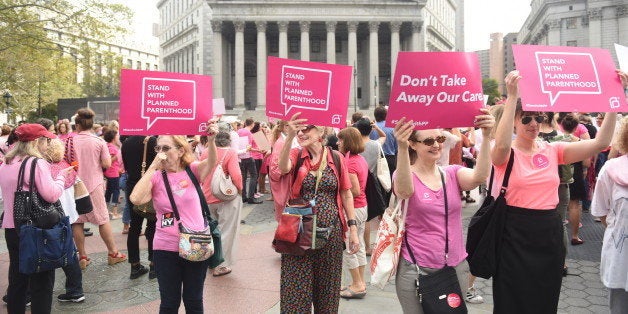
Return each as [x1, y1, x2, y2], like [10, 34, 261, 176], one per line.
[14, 123, 56, 142]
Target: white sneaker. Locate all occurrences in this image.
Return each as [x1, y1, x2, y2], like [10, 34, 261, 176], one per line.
[465, 286, 484, 304]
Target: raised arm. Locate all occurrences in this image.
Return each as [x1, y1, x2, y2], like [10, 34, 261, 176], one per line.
[392, 117, 415, 199]
[279, 113, 307, 174]
[491, 71, 521, 166]
[130, 151, 163, 205]
[457, 109, 495, 191]
[198, 120, 218, 181]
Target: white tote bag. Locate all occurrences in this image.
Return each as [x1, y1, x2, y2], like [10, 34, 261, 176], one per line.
[376, 145, 391, 192]
[370, 193, 408, 289]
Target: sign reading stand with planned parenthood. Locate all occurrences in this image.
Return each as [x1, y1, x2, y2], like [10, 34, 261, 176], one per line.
[266, 56, 352, 128]
[386, 52, 484, 130]
[119, 69, 213, 135]
[512, 44, 626, 112]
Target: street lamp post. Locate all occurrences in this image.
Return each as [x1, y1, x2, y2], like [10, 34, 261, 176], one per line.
[3, 91, 13, 124]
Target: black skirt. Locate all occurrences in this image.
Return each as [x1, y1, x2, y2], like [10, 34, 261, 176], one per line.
[493, 206, 565, 314]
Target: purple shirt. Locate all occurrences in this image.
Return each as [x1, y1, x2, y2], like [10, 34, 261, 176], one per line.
[400, 165, 467, 268]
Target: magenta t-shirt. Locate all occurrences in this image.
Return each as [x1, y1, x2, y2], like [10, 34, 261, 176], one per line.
[150, 162, 206, 253]
[346, 153, 368, 208]
[103, 143, 121, 178]
[399, 165, 466, 268]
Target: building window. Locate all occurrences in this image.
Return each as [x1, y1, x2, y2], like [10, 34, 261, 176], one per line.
[145, 63, 150, 70]
[245, 62, 256, 77]
[136, 61, 142, 69]
[127, 59, 133, 68]
[154, 64, 158, 71]
[289, 38, 299, 53]
[336, 38, 342, 53]
[269, 38, 278, 53]
[566, 40, 577, 47]
[311, 37, 320, 53]
[566, 17, 578, 29]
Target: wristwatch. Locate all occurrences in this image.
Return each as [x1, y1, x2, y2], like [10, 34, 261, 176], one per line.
[347, 219, 357, 227]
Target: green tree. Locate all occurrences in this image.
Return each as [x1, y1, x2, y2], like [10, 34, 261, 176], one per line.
[482, 78, 502, 105]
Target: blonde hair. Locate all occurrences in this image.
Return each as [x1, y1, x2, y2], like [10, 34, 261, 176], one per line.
[489, 104, 505, 140]
[4, 138, 45, 164]
[43, 139, 65, 163]
[158, 135, 195, 168]
[614, 116, 628, 154]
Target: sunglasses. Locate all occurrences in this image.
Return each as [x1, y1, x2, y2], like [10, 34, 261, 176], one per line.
[413, 135, 447, 146]
[301, 125, 318, 132]
[41, 137, 52, 144]
[154, 145, 176, 153]
[521, 115, 546, 125]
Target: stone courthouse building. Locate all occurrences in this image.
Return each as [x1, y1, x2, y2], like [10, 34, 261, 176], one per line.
[158, 0, 463, 111]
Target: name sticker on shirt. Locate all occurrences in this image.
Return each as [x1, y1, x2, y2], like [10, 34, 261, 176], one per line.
[532, 154, 550, 169]
[421, 191, 436, 204]
[161, 213, 175, 228]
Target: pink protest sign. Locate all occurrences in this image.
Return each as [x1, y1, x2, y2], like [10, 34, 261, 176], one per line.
[266, 56, 352, 128]
[512, 44, 626, 112]
[119, 69, 212, 135]
[386, 52, 484, 130]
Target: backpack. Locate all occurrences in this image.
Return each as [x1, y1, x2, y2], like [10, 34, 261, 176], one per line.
[211, 151, 238, 201]
[366, 169, 389, 221]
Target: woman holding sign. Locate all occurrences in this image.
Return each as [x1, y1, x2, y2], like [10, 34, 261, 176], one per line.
[489, 70, 626, 313]
[277, 113, 360, 313]
[392, 109, 494, 313]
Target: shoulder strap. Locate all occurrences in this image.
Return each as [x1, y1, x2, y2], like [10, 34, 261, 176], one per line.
[185, 166, 212, 220]
[293, 148, 304, 183]
[330, 148, 341, 175]
[439, 168, 449, 261]
[500, 148, 516, 195]
[161, 170, 181, 221]
[140, 136, 150, 175]
[28, 157, 38, 194]
[16, 156, 31, 192]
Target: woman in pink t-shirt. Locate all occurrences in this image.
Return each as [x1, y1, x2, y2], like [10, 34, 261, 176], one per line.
[337, 127, 369, 299]
[392, 109, 494, 313]
[490, 70, 624, 313]
[103, 129, 122, 219]
[130, 125, 217, 313]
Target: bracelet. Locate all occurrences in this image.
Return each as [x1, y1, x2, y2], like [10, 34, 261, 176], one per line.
[347, 219, 357, 226]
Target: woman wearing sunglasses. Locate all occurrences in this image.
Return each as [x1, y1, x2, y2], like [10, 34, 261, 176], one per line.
[392, 109, 495, 313]
[489, 70, 626, 313]
[130, 122, 218, 313]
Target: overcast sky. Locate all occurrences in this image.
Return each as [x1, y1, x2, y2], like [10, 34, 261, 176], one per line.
[464, 0, 532, 51]
[126, 0, 532, 52]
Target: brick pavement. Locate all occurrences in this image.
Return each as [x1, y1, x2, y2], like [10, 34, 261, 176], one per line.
[0, 188, 613, 313]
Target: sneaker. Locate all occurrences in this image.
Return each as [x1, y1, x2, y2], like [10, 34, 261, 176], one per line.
[130, 264, 149, 279]
[465, 286, 484, 304]
[2, 294, 31, 306]
[248, 198, 263, 204]
[57, 293, 85, 303]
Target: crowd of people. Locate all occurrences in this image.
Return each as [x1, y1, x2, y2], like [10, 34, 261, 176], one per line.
[0, 68, 626, 313]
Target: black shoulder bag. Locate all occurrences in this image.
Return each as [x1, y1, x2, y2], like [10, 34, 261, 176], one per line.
[13, 157, 63, 229]
[466, 149, 514, 279]
[405, 168, 468, 314]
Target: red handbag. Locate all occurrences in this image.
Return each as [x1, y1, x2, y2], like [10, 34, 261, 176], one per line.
[274, 214, 301, 243]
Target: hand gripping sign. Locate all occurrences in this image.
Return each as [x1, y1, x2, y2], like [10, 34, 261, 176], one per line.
[266, 56, 352, 128]
[386, 52, 484, 130]
[512, 45, 626, 112]
[119, 69, 213, 135]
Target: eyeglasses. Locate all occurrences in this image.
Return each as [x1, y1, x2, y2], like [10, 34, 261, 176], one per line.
[413, 135, 447, 146]
[40, 137, 52, 144]
[154, 145, 175, 153]
[521, 115, 546, 125]
[301, 125, 317, 133]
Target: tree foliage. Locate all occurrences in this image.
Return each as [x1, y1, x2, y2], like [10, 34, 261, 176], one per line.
[0, 0, 132, 121]
[482, 78, 502, 105]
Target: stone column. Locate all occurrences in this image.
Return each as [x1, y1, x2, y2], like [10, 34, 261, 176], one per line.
[256, 21, 267, 107]
[211, 21, 223, 98]
[347, 21, 358, 109]
[588, 9, 603, 48]
[369, 21, 380, 107]
[411, 21, 423, 51]
[390, 21, 401, 79]
[547, 19, 561, 46]
[326, 21, 337, 64]
[278, 21, 288, 58]
[618, 5, 628, 46]
[234, 20, 245, 109]
[300, 21, 310, 61]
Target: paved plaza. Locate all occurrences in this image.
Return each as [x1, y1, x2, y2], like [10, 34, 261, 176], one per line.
[0, 188, 612, 313]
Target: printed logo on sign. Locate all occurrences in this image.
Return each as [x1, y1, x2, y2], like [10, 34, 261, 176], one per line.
[280, 66, 332, 115]
[533, 154, 550, 169]
[142, 78, 197, 130]
[535, 52, 601, 106]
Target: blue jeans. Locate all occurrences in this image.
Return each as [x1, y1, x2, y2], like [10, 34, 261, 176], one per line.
[62, 258, 83, 296]
[153, 250, 208, 314]
[104, 176, 121, 205]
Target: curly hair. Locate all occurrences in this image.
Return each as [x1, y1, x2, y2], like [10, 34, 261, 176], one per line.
[157, 135, 195, 168]
[43, 139, 65, 163]
[614, 115, 628, 154]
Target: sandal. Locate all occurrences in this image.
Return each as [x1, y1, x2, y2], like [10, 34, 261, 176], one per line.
[108, 251, 127, 265]
[340, 288, 366, 299]
[79, 256, 91, 270]
[212, 266, 232, 277]
[571, 238, 584, 246]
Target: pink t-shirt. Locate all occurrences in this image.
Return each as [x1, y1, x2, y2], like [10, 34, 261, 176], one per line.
[0, 158, 65, 229]
[150, 162, 206, 252]
[490, 141, 565, 210]
[400, 165, 466, 268]
[346, 153, 368, 208]
[73, 131, 110, 192]
[103, 143, 121, 178]
[200, 147, 243, 204]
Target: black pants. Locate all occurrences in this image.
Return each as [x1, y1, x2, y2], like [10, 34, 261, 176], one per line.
[153, 250, 208, 314]
[240, 157, 258, 200]
[493, 206, 564, 314]
[5, 228, 55, 314]
[125, 188, 156, 264]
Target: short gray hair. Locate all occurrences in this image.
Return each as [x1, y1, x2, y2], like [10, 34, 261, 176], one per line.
[214, 131, 231, 147]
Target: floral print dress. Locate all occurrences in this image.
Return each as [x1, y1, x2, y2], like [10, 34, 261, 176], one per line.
[280, 166, 344, 313]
